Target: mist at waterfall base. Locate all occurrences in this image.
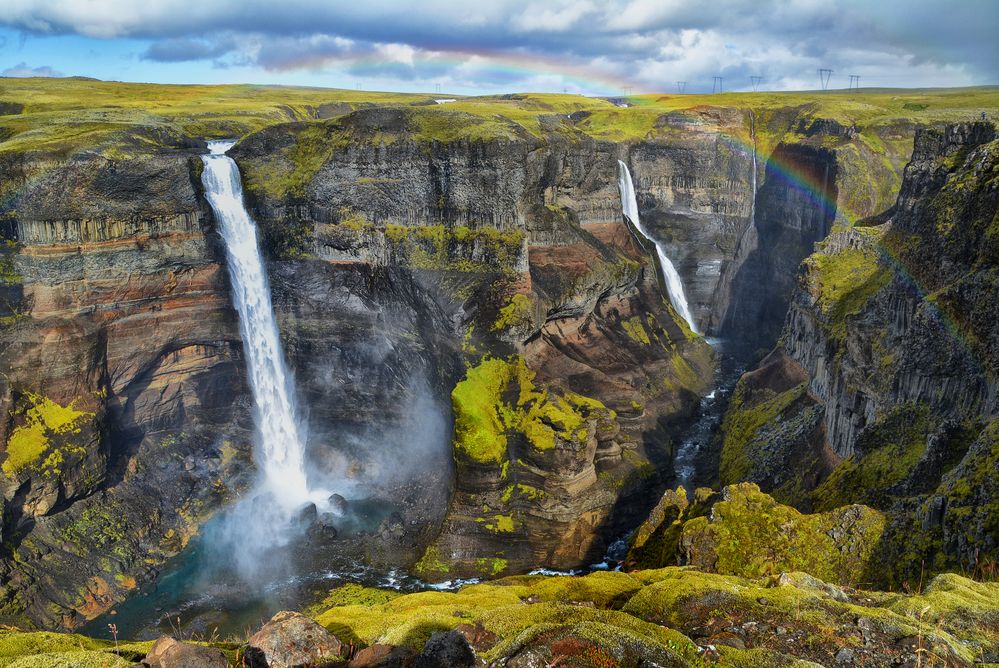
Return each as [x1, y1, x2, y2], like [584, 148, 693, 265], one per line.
[83, 142, 451, 639]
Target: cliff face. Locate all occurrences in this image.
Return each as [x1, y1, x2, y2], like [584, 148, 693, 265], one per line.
[719, 122, 999, 582]
[719, 114, 913, 351]
[0, 95, 947, 625]
[232, 112, 718, 578]
[0, 151, 256, 627]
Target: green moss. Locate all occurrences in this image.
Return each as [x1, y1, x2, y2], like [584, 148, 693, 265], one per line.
[413, 544, 451, 579]
[480, 514, 515, 533]
[2, 393, 93, 477]
[680, 483, 886, 586]
[451, 356, 606, 466]
[384, 224, 524, 273]
[805, 242, 892, 340]
[5, 652, 130, 668]
[475, 557, 509, 576]
[59, 498, 129, 556]
[451, 358, 513, 466]
[719, 382, 808, 484]
[621, 317, 651, 345]
[304, 583, 400, 617]
[812, 404, 931, 510]
[492, 293, 532, 331]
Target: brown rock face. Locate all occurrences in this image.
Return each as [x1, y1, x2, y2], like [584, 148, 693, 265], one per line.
[142, 635, 228, 668]
[0, 152, 252, 628]
[246, 610, 345, 668]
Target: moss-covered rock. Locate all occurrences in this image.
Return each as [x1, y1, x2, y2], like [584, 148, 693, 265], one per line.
[678, 483, 886, 586]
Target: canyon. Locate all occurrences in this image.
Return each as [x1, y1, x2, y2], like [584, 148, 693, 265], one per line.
[0, 79, 996, 666]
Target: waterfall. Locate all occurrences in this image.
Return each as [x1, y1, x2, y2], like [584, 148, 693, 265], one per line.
[201, 140, 312, 511]
[749, 112, 758, 226]
[616, 160, 697, 333]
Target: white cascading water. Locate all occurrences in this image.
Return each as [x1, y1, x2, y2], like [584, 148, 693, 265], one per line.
[749, 112, 758, 226]
[201, 140, 312, 511]
[616, 160, 698, 333]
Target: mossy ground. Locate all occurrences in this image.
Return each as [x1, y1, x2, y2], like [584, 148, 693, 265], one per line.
[0, 561, 993, 665]
[803, 229, 892, 340]
[679, 484, 886, 586]
[307, 565, 998, 666]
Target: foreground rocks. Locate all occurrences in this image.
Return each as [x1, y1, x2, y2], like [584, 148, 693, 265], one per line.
[1, 562, 996, 667]
[245, 611, 345, 668]
[140, 636, 228, 668]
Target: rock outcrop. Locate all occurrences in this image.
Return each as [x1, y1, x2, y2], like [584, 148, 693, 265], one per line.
[245, 611, 345, 668]
[718, 122, 999, 583]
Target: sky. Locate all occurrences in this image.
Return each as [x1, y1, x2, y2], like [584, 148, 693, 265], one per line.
[0, 0, 996, 96]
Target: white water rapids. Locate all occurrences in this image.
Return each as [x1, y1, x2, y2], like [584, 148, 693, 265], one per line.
[201, 140, 314, 511]
[616, 160, 697, 333]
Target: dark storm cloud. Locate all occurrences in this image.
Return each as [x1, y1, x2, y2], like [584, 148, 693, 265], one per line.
[0, 1, 995, 90]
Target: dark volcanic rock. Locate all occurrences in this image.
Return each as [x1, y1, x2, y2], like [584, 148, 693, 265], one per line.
[413, 631, 475, 668]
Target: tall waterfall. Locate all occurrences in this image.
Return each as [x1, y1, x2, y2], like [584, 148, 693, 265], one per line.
[749, 112, 758, 226]
[202, 140, 312, 510]
[617, 160, 698, 333]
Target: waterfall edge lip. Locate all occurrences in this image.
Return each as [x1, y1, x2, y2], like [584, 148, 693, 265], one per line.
[207, 139, 237, 155]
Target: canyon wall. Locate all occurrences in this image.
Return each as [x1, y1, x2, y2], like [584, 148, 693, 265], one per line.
[0, 99, 928, 625]
[718, 122, 999, 583]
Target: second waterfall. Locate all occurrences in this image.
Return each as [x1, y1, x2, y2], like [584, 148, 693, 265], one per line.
[617, 160, 698, 333]
[201, 140, 313, 511]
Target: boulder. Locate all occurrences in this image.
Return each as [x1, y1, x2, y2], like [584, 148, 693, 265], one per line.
[348, 644, 416, 667]
[413, 631, 474, 668]
[246, 610, 345, 667]
[141, 636, 227, 668]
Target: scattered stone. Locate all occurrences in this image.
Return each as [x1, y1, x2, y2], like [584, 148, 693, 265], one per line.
[835, 647, 855, 664]
[308, 512, 338, 539]
[245, 610, 344, 668]
[141, 636, 227, 668]
[296, 502, 318, 527]
[348, 644, 416, 667]
[329, 494, 349, 515]
[706, 632, 746, 650]
[413, 631, 475, 668]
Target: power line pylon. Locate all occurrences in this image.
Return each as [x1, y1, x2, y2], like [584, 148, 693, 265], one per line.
[848, 74, 860, 92]
[712, 76, 723, 93]
[676, 81, 686, 94]
[750, 76, 762, 92]
[818, 68, 833, 91]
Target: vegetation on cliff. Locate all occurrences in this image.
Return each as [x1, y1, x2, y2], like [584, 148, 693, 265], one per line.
[2, 393, 95, 478]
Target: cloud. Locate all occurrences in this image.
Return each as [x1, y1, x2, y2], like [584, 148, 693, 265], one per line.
[1, 61, 63, 77]
[142, 36, 238, 62]
[0, 0, 995, 92]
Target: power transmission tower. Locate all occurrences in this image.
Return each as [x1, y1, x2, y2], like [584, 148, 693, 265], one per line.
[713, 76, 723, 93]
[818, 68, 833, 91]
[750, 76, 762, 92]
[435, 83, 441, 93]
[676, 81, 687, 93]
[624, 86, 634, 96]
[848, 74, 860, 92]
